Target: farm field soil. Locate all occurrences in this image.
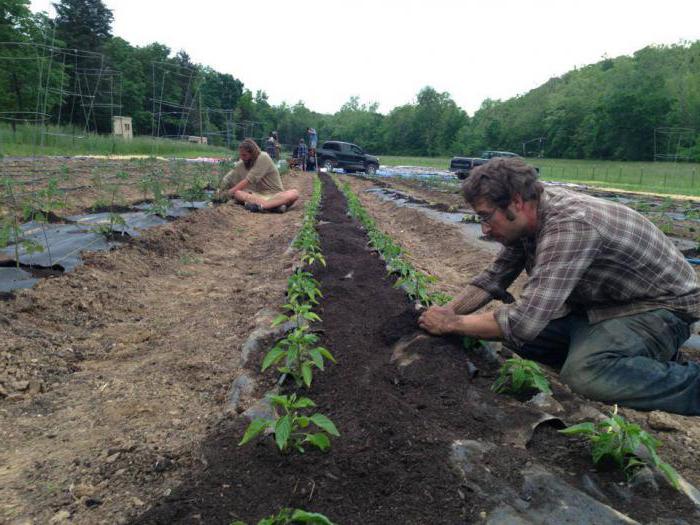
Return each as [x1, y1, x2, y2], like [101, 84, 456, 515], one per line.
[133, 174, 697, 524]
[2, 165, 700, 524]
[0, 169, 312, 524]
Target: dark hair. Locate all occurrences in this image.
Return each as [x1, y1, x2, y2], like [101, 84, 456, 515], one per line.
[462, 158, 543, 208]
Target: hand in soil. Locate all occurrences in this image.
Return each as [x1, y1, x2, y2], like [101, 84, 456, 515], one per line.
[418, 305, 458, 335]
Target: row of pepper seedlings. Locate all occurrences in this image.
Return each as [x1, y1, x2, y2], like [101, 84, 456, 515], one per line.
[231, 174, 683, 524]
[234, 175, 337, 525]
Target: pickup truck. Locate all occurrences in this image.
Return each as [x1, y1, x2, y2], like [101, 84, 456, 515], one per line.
[448, 156, 489, 180]
[449, 151, 521, 179]
[315, 140, 380, 176]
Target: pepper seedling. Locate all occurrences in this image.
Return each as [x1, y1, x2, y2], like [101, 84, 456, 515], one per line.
[559, 406, 680, 490]
[239, 394, 339, 454]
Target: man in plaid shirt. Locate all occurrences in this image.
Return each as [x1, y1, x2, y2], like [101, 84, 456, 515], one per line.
[419, 158, 700, 415]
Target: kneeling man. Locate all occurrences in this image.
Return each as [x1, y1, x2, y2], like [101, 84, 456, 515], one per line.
[221, 138, 299, 212]
[419, 157, 700, 415]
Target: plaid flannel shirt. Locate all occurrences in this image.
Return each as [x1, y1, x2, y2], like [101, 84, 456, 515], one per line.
[470, 187, 700, 348]
[297, 143, 308, 159]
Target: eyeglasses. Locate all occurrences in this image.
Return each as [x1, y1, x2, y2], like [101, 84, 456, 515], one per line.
[477, 208, 498, 225]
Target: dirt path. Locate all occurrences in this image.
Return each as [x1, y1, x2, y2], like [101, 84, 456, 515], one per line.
[0, 172, 313, 525]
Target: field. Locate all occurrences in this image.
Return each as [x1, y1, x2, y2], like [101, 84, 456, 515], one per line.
[1, 157, 700, 523]
[0, 124, 233, 158]
[380, 155, 700, 197]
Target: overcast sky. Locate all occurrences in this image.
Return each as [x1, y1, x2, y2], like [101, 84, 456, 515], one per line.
[29, 0, 700, 116]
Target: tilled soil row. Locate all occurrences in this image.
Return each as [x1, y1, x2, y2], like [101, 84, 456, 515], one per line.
[0, 172, 312, 525]
[132, 173, 699, 524]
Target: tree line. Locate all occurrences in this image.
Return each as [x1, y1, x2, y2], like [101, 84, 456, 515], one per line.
[1, 0, 698, 160]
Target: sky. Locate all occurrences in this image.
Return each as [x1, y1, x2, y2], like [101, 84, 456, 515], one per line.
[29, 0, 700, 116]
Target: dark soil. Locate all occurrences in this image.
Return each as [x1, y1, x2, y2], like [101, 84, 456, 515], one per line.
[131, 174, 698, 525]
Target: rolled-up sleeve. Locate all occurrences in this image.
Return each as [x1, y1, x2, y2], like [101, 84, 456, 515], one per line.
[495, 220, 602, 348]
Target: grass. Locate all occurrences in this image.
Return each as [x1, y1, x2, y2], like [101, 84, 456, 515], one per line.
[380, 155, 450, 169]
[380, 155, 700, 197]
[0, 123, 233, 158]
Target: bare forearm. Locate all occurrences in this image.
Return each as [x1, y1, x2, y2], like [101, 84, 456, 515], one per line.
[447, 311, 503, 340]
[418, 306, 503, 340]
[230, 179, 249, 195]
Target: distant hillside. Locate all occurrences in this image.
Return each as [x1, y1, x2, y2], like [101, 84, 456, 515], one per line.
[456, 42, 700, 161]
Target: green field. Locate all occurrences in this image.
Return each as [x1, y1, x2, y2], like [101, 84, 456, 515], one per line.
[380, 155, 700, 197]
[0, 124, 233, 158]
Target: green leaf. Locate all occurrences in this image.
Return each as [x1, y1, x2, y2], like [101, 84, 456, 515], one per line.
[558, 422, 596, 436]
[657, 461, 681, 490]
[269, 394, 289, 407]
[271, 314, 289, 327]
[302, 363, 313, 388]
[275, 415, 292, 451]
[310, 414, 340, 436]
[532, 374, 552, 394]
[239, 418, 270, 446]
[303, 312, 321, 322]
[261, 348, 287, 371]
[308, 349, 325, 370]
[305, 432, 331, 451]
[291, 396, 316, 409]
[290, 509, 336, 524]
[317, 347, 336, 363]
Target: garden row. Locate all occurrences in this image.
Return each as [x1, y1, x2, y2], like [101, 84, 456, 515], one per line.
[133, 173, 695, 524]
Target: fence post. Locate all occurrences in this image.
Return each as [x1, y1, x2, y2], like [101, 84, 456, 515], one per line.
[592, 167, 595, 180]
[639, 168, 643, 185]
[618, 167, 622, 181]
[693, 169, 696, 188]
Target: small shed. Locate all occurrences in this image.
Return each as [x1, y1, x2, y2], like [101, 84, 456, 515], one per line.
[112, 116, 133, 139]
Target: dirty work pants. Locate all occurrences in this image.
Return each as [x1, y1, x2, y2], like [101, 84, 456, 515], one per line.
[514, 309, 700, 415]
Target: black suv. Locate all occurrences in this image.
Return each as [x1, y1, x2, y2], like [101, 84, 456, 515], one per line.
[315, 141, 380, 175]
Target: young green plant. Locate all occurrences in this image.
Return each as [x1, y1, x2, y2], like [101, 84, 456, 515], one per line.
[231, 508, 335, 525]
[263, 270, 335, 388]
[559, 406, 680, 489]
[239, 394, 339, 454]
[491, 357, 552, 395]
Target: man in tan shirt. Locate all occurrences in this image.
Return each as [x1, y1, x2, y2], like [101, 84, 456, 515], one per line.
[220, 138, 299, 212]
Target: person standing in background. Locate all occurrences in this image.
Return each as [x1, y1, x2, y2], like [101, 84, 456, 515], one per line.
[296, 138, 308, 171]
[307, 127, 317, 149]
